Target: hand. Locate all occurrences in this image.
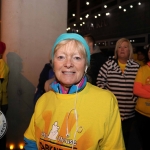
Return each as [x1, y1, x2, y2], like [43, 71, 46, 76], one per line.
[44, 77, 55, 92]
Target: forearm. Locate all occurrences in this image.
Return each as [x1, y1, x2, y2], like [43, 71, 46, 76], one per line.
[133, 82, 150, 98]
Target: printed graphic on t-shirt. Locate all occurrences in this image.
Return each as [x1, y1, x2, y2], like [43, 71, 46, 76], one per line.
[38, 111, 94, 150]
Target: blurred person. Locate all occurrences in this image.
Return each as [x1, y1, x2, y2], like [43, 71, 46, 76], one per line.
[133, 44, 150, 150]
[33, 61, 55, 106]
[0, 41, 9, 150]
[135, 47, 146, 66]
[97, 38, 140, 149]
[83, 34, 107, 85]
[24, 33, 125, 150]
[132, 46, 137, 61]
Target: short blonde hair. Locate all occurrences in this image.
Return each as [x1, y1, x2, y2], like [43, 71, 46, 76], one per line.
[114, 38, 133, 59]
[52, 39, 88, 66]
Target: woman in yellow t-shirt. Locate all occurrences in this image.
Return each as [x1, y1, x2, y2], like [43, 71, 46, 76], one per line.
[133, 44, 150, 150]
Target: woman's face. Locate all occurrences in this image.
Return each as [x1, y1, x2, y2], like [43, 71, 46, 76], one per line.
[117, 41, 130, 60]
[53, 41, 86, 88]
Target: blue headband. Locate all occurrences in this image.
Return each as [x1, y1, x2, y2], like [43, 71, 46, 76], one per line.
[51, 33, 90, 65]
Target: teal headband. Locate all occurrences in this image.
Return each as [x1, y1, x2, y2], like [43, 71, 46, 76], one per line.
[51, 33, 90, 65]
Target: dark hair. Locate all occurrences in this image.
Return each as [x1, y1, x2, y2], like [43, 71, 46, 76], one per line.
[144, 44, 150, 63]
[83, 34, 95, 47]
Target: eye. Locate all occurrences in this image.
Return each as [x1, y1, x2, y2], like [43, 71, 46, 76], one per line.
[73, 56, 81, 61]
[57, 55, 65, 60]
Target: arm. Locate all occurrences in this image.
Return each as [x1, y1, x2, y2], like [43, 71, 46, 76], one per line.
[24, 137, 38, 150]
[133, 82, 150, 98]
[24, 114, 38, 150]
[133, 66, 150, 98]
[96, 62, 108, 89]
[100, 92, 125, 149]
[44, 77, 55, 92]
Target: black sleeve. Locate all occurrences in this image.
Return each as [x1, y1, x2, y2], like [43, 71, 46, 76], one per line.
[37, 63, 52, 92]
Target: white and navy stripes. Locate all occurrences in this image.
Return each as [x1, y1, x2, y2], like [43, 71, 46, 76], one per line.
[97, 57, 140, 120]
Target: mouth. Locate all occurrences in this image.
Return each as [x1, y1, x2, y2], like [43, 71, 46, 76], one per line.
[62, 71, 75, 74]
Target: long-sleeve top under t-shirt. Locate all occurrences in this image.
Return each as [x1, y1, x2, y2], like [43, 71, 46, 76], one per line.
[97, 57, 140, 120]
[133, 64, 150, 117]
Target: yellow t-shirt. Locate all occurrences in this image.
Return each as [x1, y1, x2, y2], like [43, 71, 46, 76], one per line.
[135, 65, 150, 117]
[118, 60, 126, 73]
[24, 83, 125, 150]
[0, 59, 9, 105]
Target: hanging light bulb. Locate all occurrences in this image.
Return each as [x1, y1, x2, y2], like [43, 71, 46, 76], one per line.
[130, 5, 133, 8]
[86, 2, 90, 5]
[104, 5, 107, 8]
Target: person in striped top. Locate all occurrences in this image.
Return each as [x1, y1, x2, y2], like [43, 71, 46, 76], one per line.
[97, 38, 140, 149]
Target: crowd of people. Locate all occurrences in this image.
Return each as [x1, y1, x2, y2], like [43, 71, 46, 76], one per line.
[0, 32, 149, 150]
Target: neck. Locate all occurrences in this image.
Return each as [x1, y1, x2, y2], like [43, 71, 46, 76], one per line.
[118, 58, 127, 64]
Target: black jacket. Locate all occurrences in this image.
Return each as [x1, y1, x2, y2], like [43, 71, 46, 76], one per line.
[87, 52, 108, 85]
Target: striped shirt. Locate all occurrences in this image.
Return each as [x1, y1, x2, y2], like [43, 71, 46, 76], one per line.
[97, 57, 140, 120]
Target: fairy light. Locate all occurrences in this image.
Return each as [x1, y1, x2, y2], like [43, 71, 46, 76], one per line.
[119, 6, 122, 9]
[19, 144, 24, 149]
[10, 144, 14, 150]
[130, 5, 133, 8]
[104, 5, 107, 8]
[86, 2, 89, 5]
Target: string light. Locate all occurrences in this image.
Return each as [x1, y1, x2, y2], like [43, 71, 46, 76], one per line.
[19, 144, 24, 149]
[130, 5, 133, 8]
[86, 2, 90, 5]
[119, 6, 122, 9]
[106, 12, 110, 16]
[9, 144, 14, 150]
[104, 5, 107, 8]
[85, 14, 89, 18]
[68, 1, 143, 33]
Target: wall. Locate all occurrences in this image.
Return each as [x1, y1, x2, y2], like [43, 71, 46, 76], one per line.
[1, 0, 67, 149]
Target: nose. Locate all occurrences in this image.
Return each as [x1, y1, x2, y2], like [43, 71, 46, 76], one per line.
[64, 57, 73, 68]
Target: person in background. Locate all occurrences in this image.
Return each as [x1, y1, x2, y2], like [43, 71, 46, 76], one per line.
[0, 41, 9, 150]
[83, 34, 107, 85]
[133, 44, 150, 150]
[24, 33, 125, 150]
[33, 61, 54, 106]
[135, 47, 146, 66]
[97, 38, 140, 149]
[132, 46, 137, 61]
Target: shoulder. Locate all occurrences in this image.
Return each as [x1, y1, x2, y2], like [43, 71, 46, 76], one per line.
[128, 59, 140, 68]
[86, 82, 116, 101]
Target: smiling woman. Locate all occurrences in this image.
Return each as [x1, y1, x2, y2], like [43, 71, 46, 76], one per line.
[24, 33, 125, 150]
